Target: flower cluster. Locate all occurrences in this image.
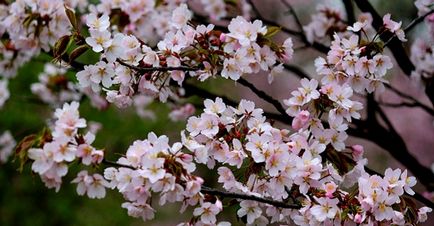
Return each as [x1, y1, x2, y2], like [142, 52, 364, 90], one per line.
[0, 0, 85, 77]
[355, 169, 418, 223]
[23, 94, 431, 225]
[102, 131, 223, 223]
[27, 102, 104, 191]
[76, 3, 293, 107]
[3, 1, 432, 225]
[314, 26, 395, 93]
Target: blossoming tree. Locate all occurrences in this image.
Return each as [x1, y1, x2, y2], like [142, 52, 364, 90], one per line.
[1, 0, 434, 225]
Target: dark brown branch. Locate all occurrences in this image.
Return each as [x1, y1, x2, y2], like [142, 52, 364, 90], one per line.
[200, 186, 301, 209]
[379, 101, 434, 116]
[237, 77, 292, 123]
[283, 64, 310, 79]
[404, 9, 434, 33]
[385, 83, 434, 111]
[117, 60, 199, 72]
[342, 0, 356, 25]
[280, 0, 304, 36]
[183, 82, 290, 124]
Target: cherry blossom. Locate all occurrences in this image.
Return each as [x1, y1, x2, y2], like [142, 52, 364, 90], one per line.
[1, 1, 432, 225]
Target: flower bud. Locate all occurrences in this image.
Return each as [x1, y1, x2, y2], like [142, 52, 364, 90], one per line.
[351, 144, 364, 160]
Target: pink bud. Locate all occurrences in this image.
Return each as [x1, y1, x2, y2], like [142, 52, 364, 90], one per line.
[291, 118, 303, 130]
[184, 103, 196, 115]
[427, 13, 434, 23]
[354, 213, 363, 224]
[292, 110, 310, 130]
[351, 144, 364, 160]
[91, 150, 104, 164]
[219, 33, 226, 42]
[298, 110, 310, 123]
[215, 199, 223, 210]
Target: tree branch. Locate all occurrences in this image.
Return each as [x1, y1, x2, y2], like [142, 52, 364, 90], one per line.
[117, 60, 199, 72]
[385, 83, 434, 112]
[283, 64, 310, 79]
[342, 0, 356, 25]
[404, 9, 434, 33]
[200, 186, 301, 209]
[237, 77, 292, 123]
[183, 82, 291, 124]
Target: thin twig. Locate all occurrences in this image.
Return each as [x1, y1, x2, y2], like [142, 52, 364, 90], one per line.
[379, 101, 434, 116]
[280, 0, 305, 36]
[183, 82, 291, 124]
[283, 64, 310, 79]
[384, 83, 434, 114]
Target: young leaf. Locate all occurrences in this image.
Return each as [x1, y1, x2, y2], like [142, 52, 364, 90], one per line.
[64, 4, 78, 31]
[69, 45, 90, 63]
[14, 134, 37, 172]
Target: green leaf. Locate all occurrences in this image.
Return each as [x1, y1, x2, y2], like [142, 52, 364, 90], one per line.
[23, 13, 39, 29]
[14, 134, 37, 172]
[69, 44, 89, 63]
[14, 128, 52, 172]
[64, 4, 78, 31]
[264, 26, 281, 39]
[54, 35, 71, 58]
